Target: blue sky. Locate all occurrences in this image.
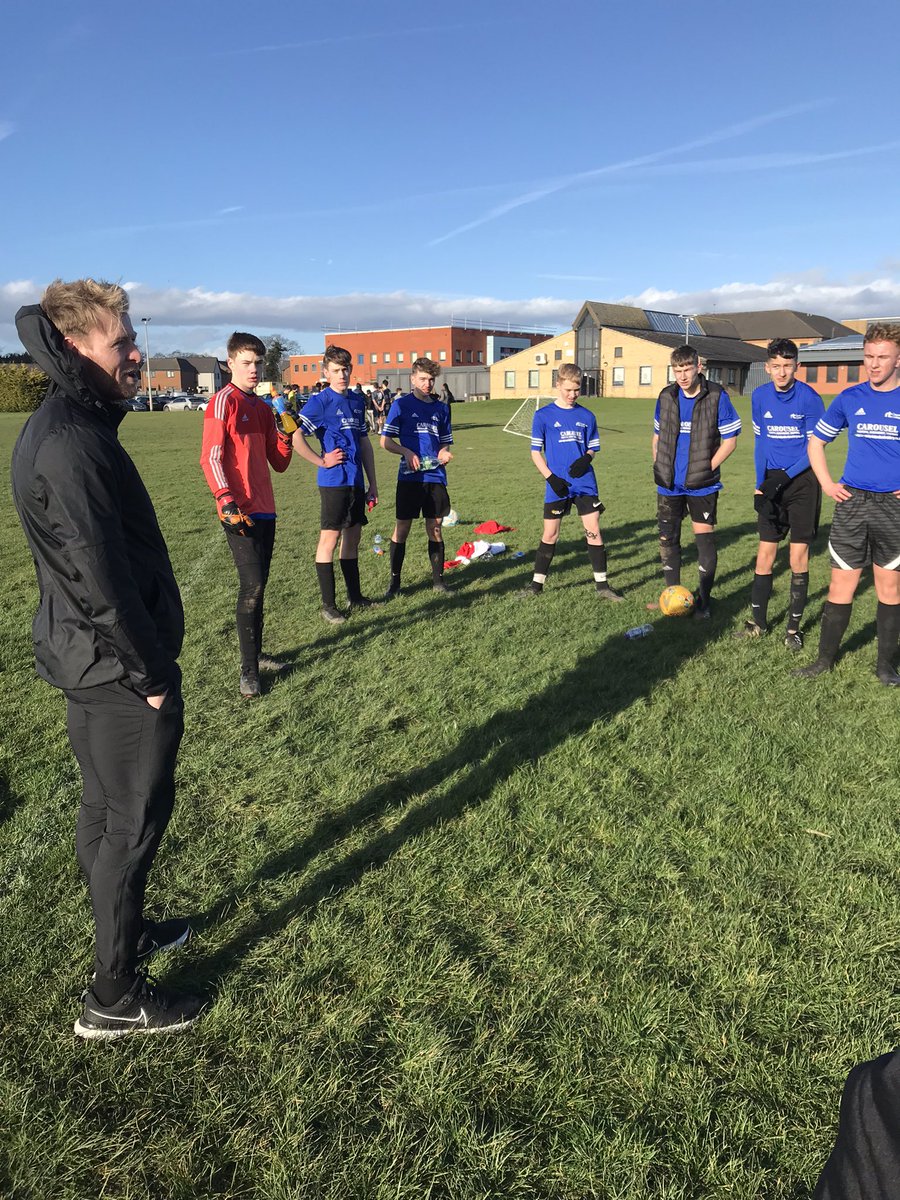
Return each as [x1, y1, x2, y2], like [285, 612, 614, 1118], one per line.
[3, 0, 900, 356]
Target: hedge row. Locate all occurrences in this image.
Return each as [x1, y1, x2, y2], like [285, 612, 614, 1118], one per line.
[0, 364, 48, 412]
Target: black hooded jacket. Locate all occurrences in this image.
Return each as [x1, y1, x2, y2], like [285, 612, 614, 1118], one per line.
[11, 305, 183, 696]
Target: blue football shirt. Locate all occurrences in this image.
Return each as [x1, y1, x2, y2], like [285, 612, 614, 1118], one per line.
[654, 389, 741, 497]
[531, 402, 601, 502]
[814, 382, 900, 492]
[298, 386, 368, 488]
[382, 393, 453, 483]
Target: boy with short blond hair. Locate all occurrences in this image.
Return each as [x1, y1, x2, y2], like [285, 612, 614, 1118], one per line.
[519, 363, 622, 599]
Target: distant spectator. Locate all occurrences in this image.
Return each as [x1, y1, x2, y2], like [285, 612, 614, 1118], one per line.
[440, 382, 455, 405]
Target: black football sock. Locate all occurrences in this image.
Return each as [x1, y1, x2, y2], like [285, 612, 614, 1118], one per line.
[695, 533, 717, 608]
[586, 542, 608, 583]
[876, 601, 900, 674]
[315, 561, 336, 608]
[339, 557, 362, 602]
[92, 973, 138, 1008]
[659, 539, 682, 586]
[533, 540, 556, 586]
[816, 600, 853, 666]
[388, 539, 406, 587]
[787, 571, 810, 633]
[750, 572, 774, 630]
[428, 540, 445, 583]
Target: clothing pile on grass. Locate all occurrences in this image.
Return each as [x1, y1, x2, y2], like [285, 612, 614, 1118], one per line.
[444, 520, 514, 569]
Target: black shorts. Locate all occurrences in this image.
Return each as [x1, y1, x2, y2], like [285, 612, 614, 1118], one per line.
[756, 469, 821, 544]
[320, 485, 367, 531]
[543, 494, 606, 520]
[396, 481, 451, 520]
[657, 492, 718, 536]
[828, 488, 900, 571]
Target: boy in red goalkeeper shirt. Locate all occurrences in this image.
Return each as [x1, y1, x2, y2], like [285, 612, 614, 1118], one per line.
[201, 332, 293, 697]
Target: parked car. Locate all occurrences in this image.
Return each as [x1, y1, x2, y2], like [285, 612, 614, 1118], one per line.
[192, 396, 210, 411]
[125, 397, 149, 411]
[162, 394, 194, 411]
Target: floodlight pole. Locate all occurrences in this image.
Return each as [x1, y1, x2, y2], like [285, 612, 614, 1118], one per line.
[141, 317, 154, 411]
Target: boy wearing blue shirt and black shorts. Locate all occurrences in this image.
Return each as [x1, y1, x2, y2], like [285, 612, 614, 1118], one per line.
[519, 363, 622, 600]
[380, 358, 454, 597]
[794, 324, 900, 685]
[652, 345, 741, 618]
[736, 339, 825, 647]
[293, 344, 379, 624]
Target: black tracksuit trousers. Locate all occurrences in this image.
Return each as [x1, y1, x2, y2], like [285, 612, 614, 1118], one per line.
[64, 674, 184, 981]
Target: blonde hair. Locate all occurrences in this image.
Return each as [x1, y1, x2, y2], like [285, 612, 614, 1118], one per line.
[41, 278, 130, 339]
[864, 323, 900, 350]
[557, 362, 582, 383]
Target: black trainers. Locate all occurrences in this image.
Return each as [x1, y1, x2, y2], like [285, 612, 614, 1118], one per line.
[783, 630, 804, 651]
[321, 605, 347, 625]
[74, 974, 206, 1040]
[257, 655, 287, 672]
[876, 665, 900, 687]
[734, 620, 766, 640]
[136, 917, 192, 963]
[383, 583, 402, 601]
[348, 595, 378, 609]
[691, 592, 711, 620]
[793, 659, 833, 679]
[432, 580, 451, 594]
[595, 583, 624, 602]
[517, 582, 543, 599]
[239, 673, 260, 698]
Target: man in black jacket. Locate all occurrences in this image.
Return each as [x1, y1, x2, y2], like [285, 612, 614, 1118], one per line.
[11, 279, 204, 1039]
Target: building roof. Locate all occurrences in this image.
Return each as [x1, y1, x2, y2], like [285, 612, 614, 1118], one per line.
[695, 310, 855, 341]
[575, 301, 652, 331]
[798, 335, 864, 363]
[613, 328, 768, 363]
[185, 356, 220, 371]
[147, 356, 195, 371]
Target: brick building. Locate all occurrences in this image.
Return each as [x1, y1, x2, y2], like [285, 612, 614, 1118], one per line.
[287, 324, 551, 388]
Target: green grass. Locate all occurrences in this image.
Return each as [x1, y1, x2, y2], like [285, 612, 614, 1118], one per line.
[1, 398, 898, 1199]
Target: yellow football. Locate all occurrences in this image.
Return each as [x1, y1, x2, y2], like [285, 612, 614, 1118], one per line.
[659, 585, 695, 617]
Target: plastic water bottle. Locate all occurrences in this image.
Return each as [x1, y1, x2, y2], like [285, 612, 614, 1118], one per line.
[374, 533, 382, 545]
[512, 551, 525, 560]
[624, 624, 653, 640]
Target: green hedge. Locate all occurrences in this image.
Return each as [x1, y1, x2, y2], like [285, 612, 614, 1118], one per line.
[0, 364, 48, 412]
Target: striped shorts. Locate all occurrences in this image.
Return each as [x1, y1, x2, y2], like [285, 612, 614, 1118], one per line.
[828, 488, 900, 571]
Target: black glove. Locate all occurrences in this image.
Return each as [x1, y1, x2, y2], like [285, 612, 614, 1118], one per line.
[761, 469, 790, 501]
[274, 409, 297, 439]
[568, 453, 593, 478]
[547, 473, 569, 498]
[221, 501, 254, 535]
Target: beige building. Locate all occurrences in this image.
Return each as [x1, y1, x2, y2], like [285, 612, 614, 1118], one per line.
[489, 330, 577, 398]
[840, 317, 900, 335]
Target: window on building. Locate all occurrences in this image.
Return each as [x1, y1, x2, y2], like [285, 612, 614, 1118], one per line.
[614, 347, 623, 359]
[166, 370, 175, 378]
[639, 366, 652, 386]
[826, 364, 839, 383]
[293, 364, 299, 373]
[552, 369, 559, 387]
[397, 352, 404, 363]
[371, 353, 377, 364]
[727, 368, 737, 386]
[667, 366, 676, 383]
[410, 351, 417, 362]
[554, 349, 563, 361]
[477, 351, 484, 363]
[439, 350, 447, 361]
[303, 363, 308, 373]
[847, 364, 860, 382]
[612, 367, 625, 387]
[504, 370, 516, 389]
[455, 350, 462, 363]
[467, 350, 473, 363]
[383, 353, 391, 363]
[528, 370, 540, 388]
[806, 365, 819, 383]
[357, 354, 364, 365]
[425, 351, 432, 359]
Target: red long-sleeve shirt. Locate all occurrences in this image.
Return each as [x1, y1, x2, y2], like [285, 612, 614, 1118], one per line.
[200, 383, 291, 516]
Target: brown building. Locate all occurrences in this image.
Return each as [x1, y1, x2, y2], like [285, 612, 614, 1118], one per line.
[696, 309, 854, 348]
[797, 335, 865, 395]
[287, 324, 550, 388]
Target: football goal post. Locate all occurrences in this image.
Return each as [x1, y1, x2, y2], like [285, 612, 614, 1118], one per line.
[502, 396, 552, 439]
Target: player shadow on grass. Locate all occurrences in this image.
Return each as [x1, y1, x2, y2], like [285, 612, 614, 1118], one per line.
[188, 562, 765, 992]
[0, 772, 25, 825]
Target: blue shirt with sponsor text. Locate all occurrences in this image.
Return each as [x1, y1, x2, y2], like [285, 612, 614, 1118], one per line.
[382, 392, 453, 484]
[654, 388, 741, 497]
[298, 386, 368, 488]
[751, 380, 825, 487]
[531, 401, 601, 502]
[814, 381, 900, 492]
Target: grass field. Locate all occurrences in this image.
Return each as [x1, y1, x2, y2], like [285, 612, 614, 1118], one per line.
[1, 396, 898, 1199]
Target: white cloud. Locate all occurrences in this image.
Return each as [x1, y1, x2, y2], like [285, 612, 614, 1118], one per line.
[5, 273, 900, 356]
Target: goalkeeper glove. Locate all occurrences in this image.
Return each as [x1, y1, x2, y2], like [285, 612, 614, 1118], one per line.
[568, 453, 593, 478]
[761, 469, 790, 500]
[547, 473, 569, 497]
[221, 501, 254, 535]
